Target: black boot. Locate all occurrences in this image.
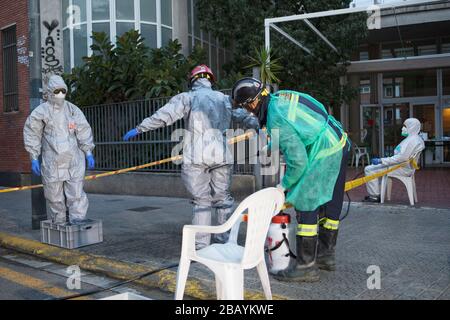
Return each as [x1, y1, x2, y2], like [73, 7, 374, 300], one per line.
[316, 226, 338, 271]
[274, 235, 319, 282]
[363, 195, 380, 203]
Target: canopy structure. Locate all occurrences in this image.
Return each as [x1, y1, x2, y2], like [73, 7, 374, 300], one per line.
[264, 0, 440, 59]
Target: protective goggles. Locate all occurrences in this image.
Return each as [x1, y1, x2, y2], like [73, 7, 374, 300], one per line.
[53, 88, 67, 94]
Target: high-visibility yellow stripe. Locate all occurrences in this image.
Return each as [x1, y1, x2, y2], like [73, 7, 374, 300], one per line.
[320, 218, 340, 230]
[315, 132, 347, 160]
[0, 266, 89, 300]
[292, 102, 341, 147]
[288, 94, 299, 122]
[297, 224, 318, 236]
[0, 131, 257, 194]
[281, 158, 418, 211]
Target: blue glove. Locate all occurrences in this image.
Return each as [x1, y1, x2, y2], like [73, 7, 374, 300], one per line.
[371, 158, 382, 165]
[86, 154, 95, 170]
[31, 159, 41, 176]
[123, 128, 140, 141]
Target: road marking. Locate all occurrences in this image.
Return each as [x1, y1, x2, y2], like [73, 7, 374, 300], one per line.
[0, 266, 89, 300]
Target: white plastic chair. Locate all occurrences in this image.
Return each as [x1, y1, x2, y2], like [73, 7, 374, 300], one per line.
[351, 143, 370, 168]
[175, 188, 285, 300]
[380, 151, 422, 206]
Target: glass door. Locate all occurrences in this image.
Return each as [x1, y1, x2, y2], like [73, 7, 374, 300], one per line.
[383, 103, 410, 157]
[443, 107, 450, 163]
[412, 103, 437, 165]
[361, 105, 381, 157]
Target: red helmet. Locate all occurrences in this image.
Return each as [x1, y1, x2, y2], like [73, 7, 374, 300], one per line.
[189, 64, 216, 84]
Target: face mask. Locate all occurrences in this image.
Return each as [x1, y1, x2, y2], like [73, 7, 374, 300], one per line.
[401, 126, 408, 137]
[53, 92, 66, 106]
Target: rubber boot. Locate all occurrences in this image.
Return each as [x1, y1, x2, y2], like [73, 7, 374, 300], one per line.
[316, 226, 338, 271]
[274, 235, 319, 282]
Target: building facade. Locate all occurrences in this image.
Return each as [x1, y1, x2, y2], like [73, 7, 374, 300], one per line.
[0, 0, 234, 186]
[0, 0, 32, 185]
[344, 0, 450, 165]
[62, 0, 232, 78]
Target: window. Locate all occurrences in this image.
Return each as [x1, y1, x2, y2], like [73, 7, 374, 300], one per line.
[381, 39, 439, 59]
[417, 44, 437, 56]
[413, 104, 435, 140]
[74, 24, 88, 66]
[359, 78, 371, 104]
[92, 0, 110, 21]
[2, 25, 19, 112]
[161, 0, 172, 26]
[381, 43, 414, 59]
[443, 69, 450, 96]
[116, 0, 134, 20]
[161, 27, 172, 47]
[359, 51, 369, 61]
[384, 86, 393, 98]
[140, 0, 156, 22]
[141, 23, 157, 48]
[62, 0, 175, 70]
[360, 86, 370, 94]
[92, 22, 110, 37]
[63, 28, 71, 72]
[383, 70, 437, 98]
[73, 0, 87, 22]
[442, 38, 450, 54]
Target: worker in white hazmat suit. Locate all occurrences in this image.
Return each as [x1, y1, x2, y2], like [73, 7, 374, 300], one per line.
[363, 118, 425, 202]
[123, 65, 258, 249]
[23, 75, 95, 223]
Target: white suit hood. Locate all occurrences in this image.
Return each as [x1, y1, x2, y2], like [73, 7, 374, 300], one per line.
[381, 117, 425, 175]
[404, 118, 421, 136]
[46, 75, 68, 107]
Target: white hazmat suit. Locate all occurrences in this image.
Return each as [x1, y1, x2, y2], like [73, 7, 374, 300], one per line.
[23, 75, 95, 224]
[364, 118, 425, 197]
[134, 78, 258, 248]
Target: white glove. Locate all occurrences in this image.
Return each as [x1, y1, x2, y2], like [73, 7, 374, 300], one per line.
[276, 183, 286, 193]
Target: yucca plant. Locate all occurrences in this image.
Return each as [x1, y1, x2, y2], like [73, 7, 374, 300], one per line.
[246, 46, 283, 85]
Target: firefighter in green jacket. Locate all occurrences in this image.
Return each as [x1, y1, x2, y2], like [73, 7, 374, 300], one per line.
[232, 78, 350, 282]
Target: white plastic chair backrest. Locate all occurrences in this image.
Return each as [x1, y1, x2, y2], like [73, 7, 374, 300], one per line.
[410, 150, 423, 173]
[352, 143, 362, 154]
[228, 188, 285, 269]
[361, 129, 368, 143]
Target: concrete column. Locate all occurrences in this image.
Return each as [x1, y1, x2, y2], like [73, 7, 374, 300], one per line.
[40, 0, 64, 94]
[340, 75, 349, 130]
[172, 0, 189, 56]
[348, 74, 361, 143]
[437, 68, 443, 163]
[29, 0, 47, 230]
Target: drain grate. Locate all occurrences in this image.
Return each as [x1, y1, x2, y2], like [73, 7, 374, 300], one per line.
[127, 206, 160, 212]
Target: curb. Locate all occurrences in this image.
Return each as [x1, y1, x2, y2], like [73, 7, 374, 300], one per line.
[0, 232, 288, 300]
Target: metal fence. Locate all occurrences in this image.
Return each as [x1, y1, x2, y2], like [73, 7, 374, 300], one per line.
[83, 93, 255, 175]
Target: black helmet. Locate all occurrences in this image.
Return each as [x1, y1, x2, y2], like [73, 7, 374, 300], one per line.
[231, 77, 264, 109]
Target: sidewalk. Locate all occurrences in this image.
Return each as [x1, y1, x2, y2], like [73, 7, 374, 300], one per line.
[1, 184, 449, 300]
[346, 167, 450, 209]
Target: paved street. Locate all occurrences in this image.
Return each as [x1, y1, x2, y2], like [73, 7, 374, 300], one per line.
[0, 247, 174, 300]
[0, 185, 449, 300]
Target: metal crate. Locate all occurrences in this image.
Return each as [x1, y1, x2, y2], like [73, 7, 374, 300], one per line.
[41, 219, 103, 249]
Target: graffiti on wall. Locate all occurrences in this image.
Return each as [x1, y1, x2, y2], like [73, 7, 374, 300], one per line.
[41, 19, 63, 75]
[17, 35, 29, 67]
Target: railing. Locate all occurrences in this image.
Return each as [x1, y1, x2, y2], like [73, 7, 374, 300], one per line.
[83, 93, 255, 175]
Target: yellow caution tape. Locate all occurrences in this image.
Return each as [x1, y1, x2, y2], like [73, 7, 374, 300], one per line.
[0, 129, 418, 206]
[280, 158, 419, 210]
[0, 131, 256, 194]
